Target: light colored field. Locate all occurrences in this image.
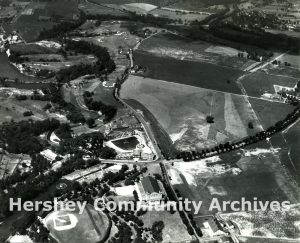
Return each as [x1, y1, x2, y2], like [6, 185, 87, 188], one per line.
[221, 205, 300, 239]
[167, 143, 300, 216]
[0, 154, 30, 179]
[44, 204, 110, 243]
[122, 3, 157, 13]
[121, 76, 261, 150]
[149, 8, 208, 22]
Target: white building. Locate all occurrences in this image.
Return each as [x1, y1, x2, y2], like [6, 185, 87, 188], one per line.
[40, 149, 58, 162]
[136, 176, 165, 203]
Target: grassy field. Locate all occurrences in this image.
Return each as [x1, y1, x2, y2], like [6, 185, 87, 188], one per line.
[249, 98, 295, 129]
[241, 71, 298, 98]
[140, 210, 193, 242]
[44, 204, 111, 243]
[134, 51, 244, 94]
[167, 141, 300, 216]
[138, 33, 254, 70]
[121, 76, 262, 150]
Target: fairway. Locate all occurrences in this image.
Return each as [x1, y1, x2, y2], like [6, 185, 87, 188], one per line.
[134, 51, 244, 94]
[121, 76, 261, 151]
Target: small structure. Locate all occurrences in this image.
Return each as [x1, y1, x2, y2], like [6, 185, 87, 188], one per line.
[136, 176, 165, 203]
[200, 217, 225, 237]
[40, 149, 58, 162]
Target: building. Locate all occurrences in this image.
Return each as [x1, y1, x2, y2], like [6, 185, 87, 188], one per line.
[200, 217, 225, 237]
[136, 176, 166, 203]
[40, 149, 58, 162]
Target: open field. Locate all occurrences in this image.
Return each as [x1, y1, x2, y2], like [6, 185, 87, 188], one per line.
[140, 210, 193, 242]
[44, 205, 111, 243]
[221, 205, 300, 239]
[138, 32, 255, 70]
[134, 51, 244, 94]
[265, 63, 300, 79]
[167, 141, 300, 218]
[121, 76, 263, 150]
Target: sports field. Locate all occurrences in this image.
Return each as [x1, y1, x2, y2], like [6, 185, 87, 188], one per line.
[44, 204, 111, 243]
[121, 76, 262, 150]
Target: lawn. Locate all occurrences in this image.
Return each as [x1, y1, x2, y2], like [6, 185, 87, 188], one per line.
[134, 50, 244, 94]
[121, 76, 261, 151]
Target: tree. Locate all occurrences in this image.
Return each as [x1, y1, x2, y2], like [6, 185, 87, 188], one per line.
[206, 115, 214, 123]
[99, 147, 117, 159]
[248, 121, 254, 129]
[86, 118, 96, 128]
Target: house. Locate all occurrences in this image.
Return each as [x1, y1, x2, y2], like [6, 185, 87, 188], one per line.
[136, 176, 165, 203]
[200, 217, 225, 237]
[40, 149, 58, 162]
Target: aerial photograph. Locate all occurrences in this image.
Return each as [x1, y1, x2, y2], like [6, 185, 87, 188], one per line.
[0, 0, 299, 242]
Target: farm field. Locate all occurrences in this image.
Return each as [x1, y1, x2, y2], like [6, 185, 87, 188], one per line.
[121, 76, 263, 150]
[138, 32, 254, 70]
[265, 63, 300, 79]
[167, 141, 300, 218]
[44, 204, 111, 243]
[134, 51, 244, 94]
[241, 71, 298, 98]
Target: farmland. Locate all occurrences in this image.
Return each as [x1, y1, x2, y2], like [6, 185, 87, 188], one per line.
[134, 51, 244, 94]
[121, 76, 264, 150]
